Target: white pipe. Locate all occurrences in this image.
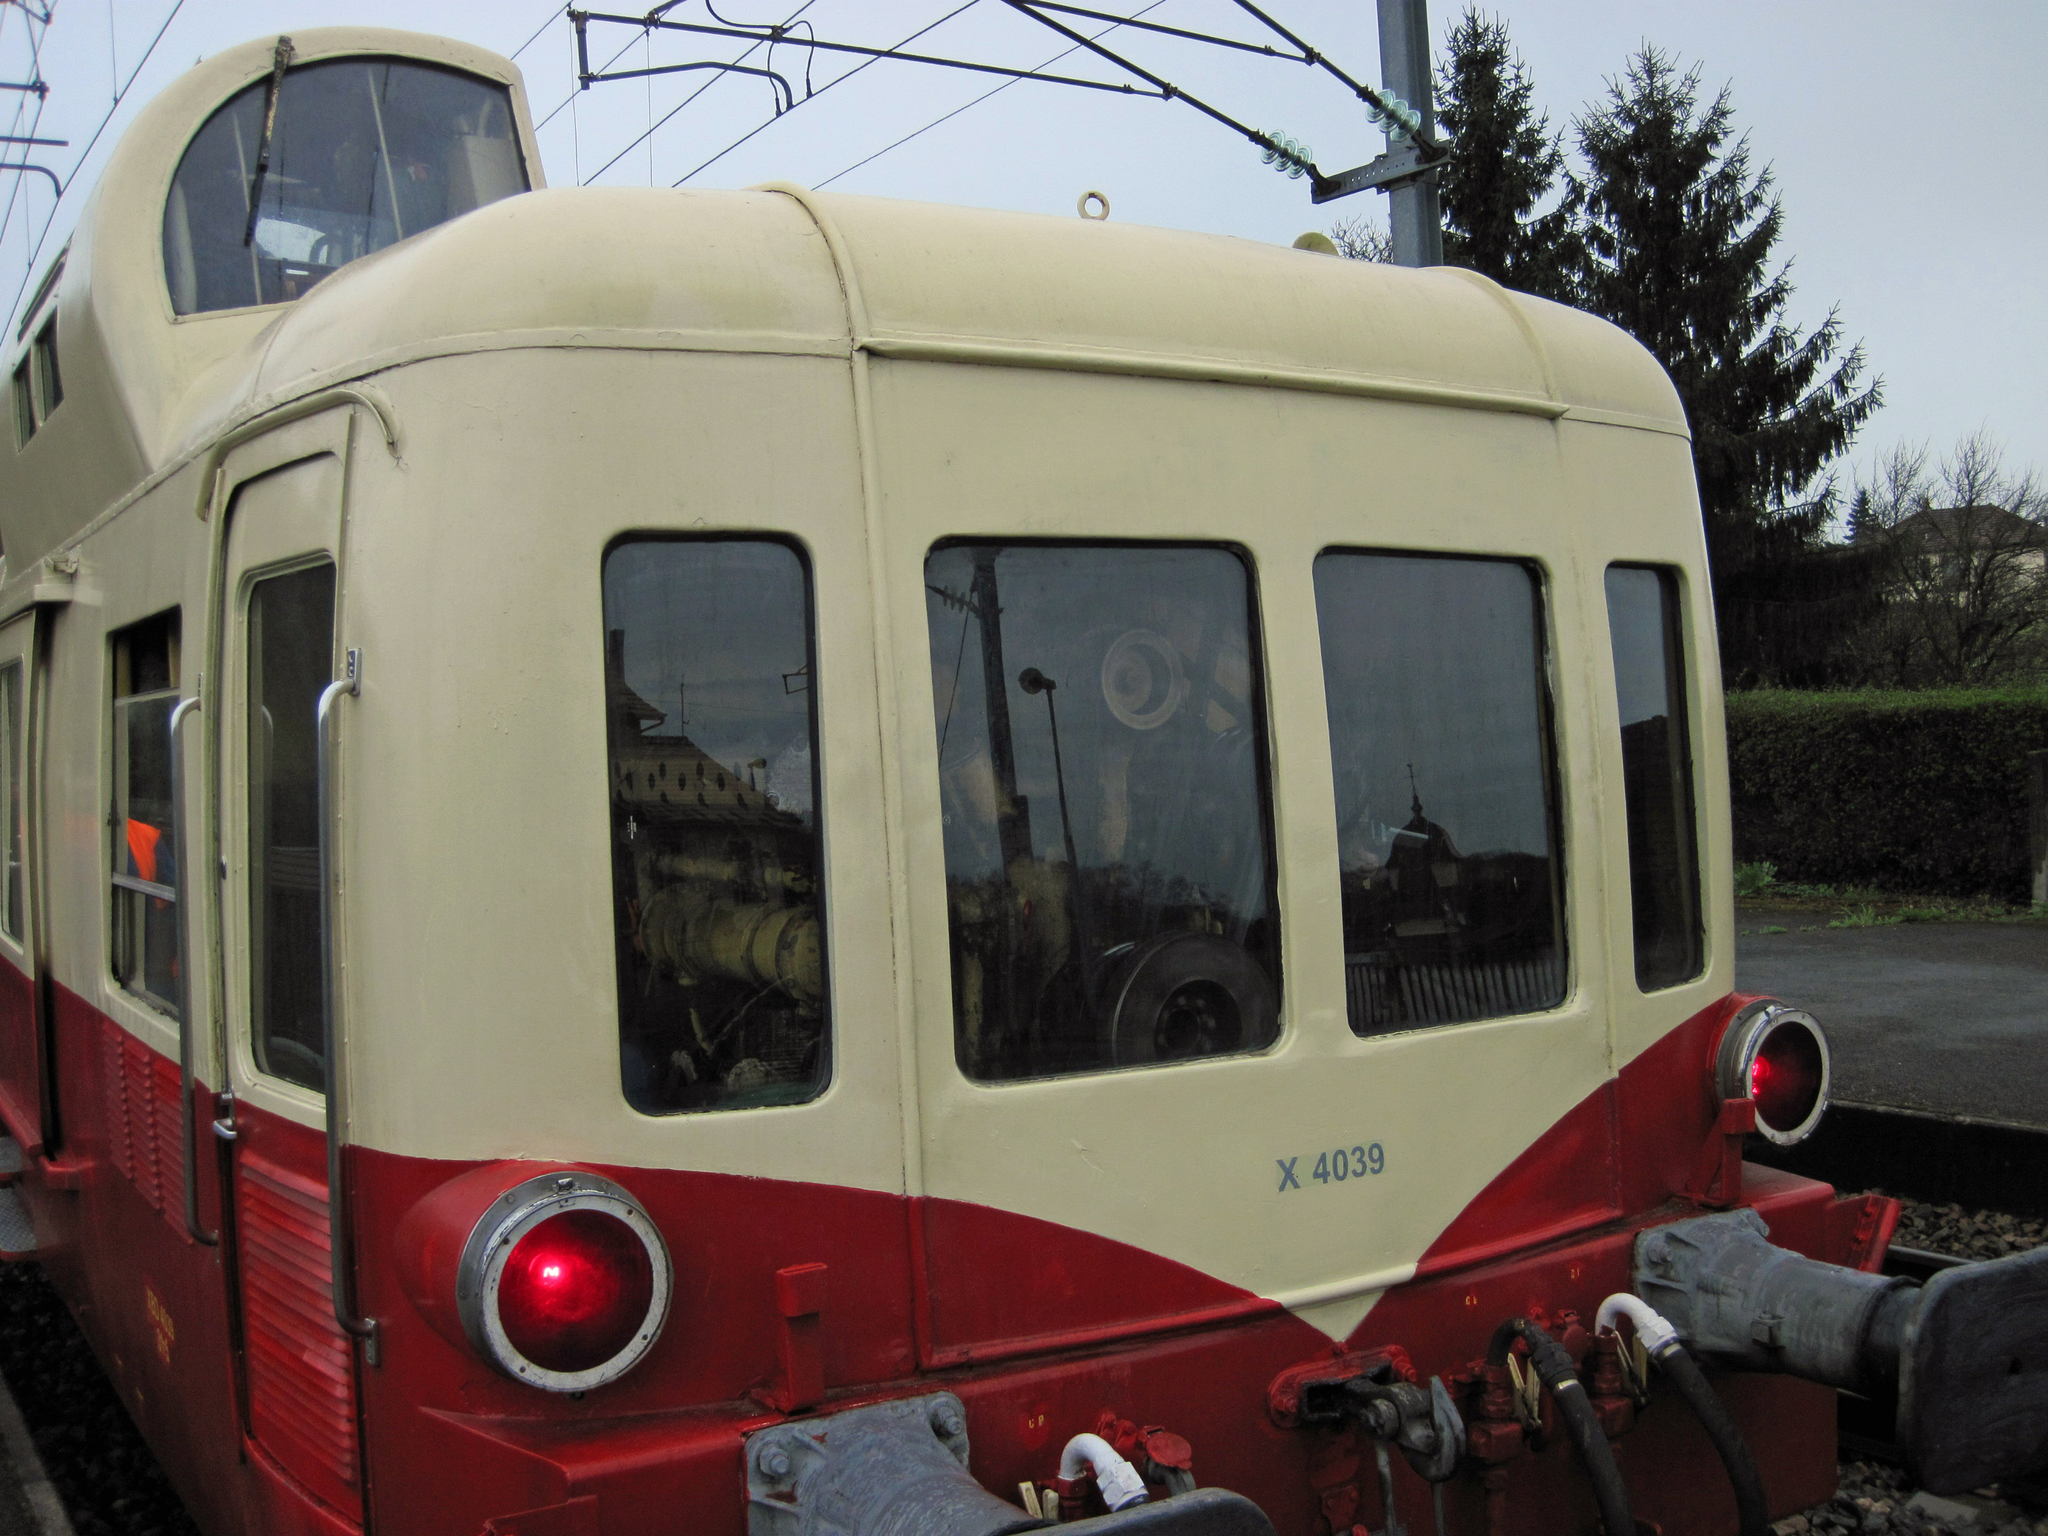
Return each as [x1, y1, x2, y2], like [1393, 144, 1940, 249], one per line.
[1596, 1293, 1680, 1357]
[1059, 1434, 1149, 1512]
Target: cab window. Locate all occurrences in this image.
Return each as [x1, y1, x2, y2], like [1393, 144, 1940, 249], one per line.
[925, 542, 1280, 1083]
[111, 612, 181, 1012]
[1605, 565, 1702, 990]
[163, 57, 526, 315]
[602, 540, 828, 1114]
[1315, 551, 1565, 1034]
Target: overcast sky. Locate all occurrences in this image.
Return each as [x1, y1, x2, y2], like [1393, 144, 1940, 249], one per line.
[1, 2, 2040, 499]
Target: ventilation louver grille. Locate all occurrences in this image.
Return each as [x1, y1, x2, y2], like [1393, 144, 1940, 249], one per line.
[237, 1149, 363, 1520]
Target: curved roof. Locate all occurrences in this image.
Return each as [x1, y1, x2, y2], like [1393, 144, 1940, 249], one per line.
[194, 184, 1686, 456]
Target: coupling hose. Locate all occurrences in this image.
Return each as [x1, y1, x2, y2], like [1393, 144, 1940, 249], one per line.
[1599, 1295, 1769, 1536]
[1489, 1318, 1634, 1536]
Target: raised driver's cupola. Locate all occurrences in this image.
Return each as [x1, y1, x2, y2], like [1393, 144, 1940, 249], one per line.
[0, 28, 543, 572]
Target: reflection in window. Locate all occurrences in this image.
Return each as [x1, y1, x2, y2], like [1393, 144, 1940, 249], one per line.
[163, 58, 526, 315]
[1316, 552, 1564, 1034]
[112, 612, 181, 1012]
[926, 544, 1279, 1082]
[1606, 566, 1702, 990]
[0, 662, 19, 939]
[602, 541, 827, 1114]
[247, 566, 334, 1091]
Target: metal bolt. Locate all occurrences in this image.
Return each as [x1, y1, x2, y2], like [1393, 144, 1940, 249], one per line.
[555, 1176, 576, 1191]
[757, 1442, 792, 1479]
[930, 1402, 966, 1439]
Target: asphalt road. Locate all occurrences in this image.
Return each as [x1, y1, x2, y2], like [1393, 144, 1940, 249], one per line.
[1736, 912, 2048, 1128]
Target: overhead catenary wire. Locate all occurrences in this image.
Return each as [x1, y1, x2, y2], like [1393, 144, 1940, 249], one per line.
[667, 1, 982, 187]
[7, 0, 183, 329]
[579, 0, 831, 185]
[0, 0, 53, 269]
[817, 0, 1164, 189]
[577, 1, 1363, 190]
[511, 3, 564, 63]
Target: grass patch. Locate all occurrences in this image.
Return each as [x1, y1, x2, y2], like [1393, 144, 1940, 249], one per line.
[1734, 860, 1779, 897]
[1827, 904, 1898, 929]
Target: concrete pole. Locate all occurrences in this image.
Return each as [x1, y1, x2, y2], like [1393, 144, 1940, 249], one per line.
[1377, 0, 1443, 267]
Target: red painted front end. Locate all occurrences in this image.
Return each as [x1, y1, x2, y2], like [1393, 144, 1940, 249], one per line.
[6, 972, 1887, 1536]
[288, 992, 1877, 1536]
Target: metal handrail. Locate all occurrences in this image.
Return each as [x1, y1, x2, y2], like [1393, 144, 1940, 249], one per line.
[169, 694, 217, 1247]
[317, 649, 377, 1363]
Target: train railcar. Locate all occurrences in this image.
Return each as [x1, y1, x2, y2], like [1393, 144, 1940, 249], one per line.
[0, 25, 2042, 1536]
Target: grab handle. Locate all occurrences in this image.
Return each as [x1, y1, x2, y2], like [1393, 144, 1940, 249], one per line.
[317, 649, 378, 1363]
[169, 694, 217, 1248]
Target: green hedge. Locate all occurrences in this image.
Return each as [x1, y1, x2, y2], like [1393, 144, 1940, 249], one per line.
[1725, 685, 2048, 901]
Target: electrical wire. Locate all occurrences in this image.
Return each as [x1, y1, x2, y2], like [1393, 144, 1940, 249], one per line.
[817, 0, 1163, 188]
[670, 1, 980, 187]
[511, 3, 563, 63]
[0, 0, 53, 266]
[580, 0, 825, 185]
[7, 0, 182, 328]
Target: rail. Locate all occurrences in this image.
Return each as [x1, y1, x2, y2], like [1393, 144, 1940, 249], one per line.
[167, 694, 216, 1247]
[316, 649, 377, 1364]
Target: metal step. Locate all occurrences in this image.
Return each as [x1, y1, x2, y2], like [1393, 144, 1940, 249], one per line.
[0, 1136, 24, 1181]
[0, 1184, 39, 1261]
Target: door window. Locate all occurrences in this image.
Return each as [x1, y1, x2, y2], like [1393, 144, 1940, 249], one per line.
[246, 564, 335, 1091]
[111, 613, 181, 1012]
[925, 542, 1280, 1082]
[1315, 551, 1565, 1034]
[1605, 565, 1703, 990]
[0, 661, 20, 940]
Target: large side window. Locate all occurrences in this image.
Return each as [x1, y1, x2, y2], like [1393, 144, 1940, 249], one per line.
[0, 661, 20, 940]
[602, 540, 827, 1114]
[247, 565, 335, 1091]
[1605, 565, 1702, 990]
[1316, 551, 1565, 1035]
[111, 612, 182, 1012]
[163, 57, 527, 315]
[925, 543, 1280, 1083]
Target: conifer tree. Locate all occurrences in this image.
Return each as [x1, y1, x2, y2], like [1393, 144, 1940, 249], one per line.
[1574, 48, 1881, 681]
[1434, 8, 1580, 303]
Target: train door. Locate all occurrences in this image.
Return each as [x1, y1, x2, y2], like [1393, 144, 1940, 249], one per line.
[0, 613, 35, 1150]
[212, 430, 367, 1524]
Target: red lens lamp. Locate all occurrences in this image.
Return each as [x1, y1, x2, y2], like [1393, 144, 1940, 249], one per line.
[457, 1172, 671, 1392]
[1716, 1001, 1831, 1146]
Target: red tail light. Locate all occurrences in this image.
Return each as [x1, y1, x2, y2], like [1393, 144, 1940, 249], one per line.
[1716, 1001, 1831, 1146]
[458, 1172, 672, 1391]
[498, 1210, 657, 1374]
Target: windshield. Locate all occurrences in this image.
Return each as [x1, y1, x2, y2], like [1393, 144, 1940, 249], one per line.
[164, 57, 526, 315]
[926, 543, 1280, 1082]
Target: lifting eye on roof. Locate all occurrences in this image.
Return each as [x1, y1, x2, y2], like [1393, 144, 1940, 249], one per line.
[455, 1170, 673, 1392]
[1714, 1000, 1831, 1146]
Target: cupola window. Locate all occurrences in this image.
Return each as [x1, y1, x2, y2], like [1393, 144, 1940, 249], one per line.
[163, 55, 526, 315]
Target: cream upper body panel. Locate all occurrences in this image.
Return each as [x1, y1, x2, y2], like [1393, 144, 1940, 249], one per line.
[8, 156, 1718, 1299]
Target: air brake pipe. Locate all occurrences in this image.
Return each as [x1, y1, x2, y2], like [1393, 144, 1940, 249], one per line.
[1487, 1319, 1633, 1536]
[1598, 1295, 1770, 1536]
[1058, 1434, 1150, 1512]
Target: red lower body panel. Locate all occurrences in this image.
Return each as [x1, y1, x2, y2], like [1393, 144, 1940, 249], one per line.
[10, 987, 1884, 1536]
